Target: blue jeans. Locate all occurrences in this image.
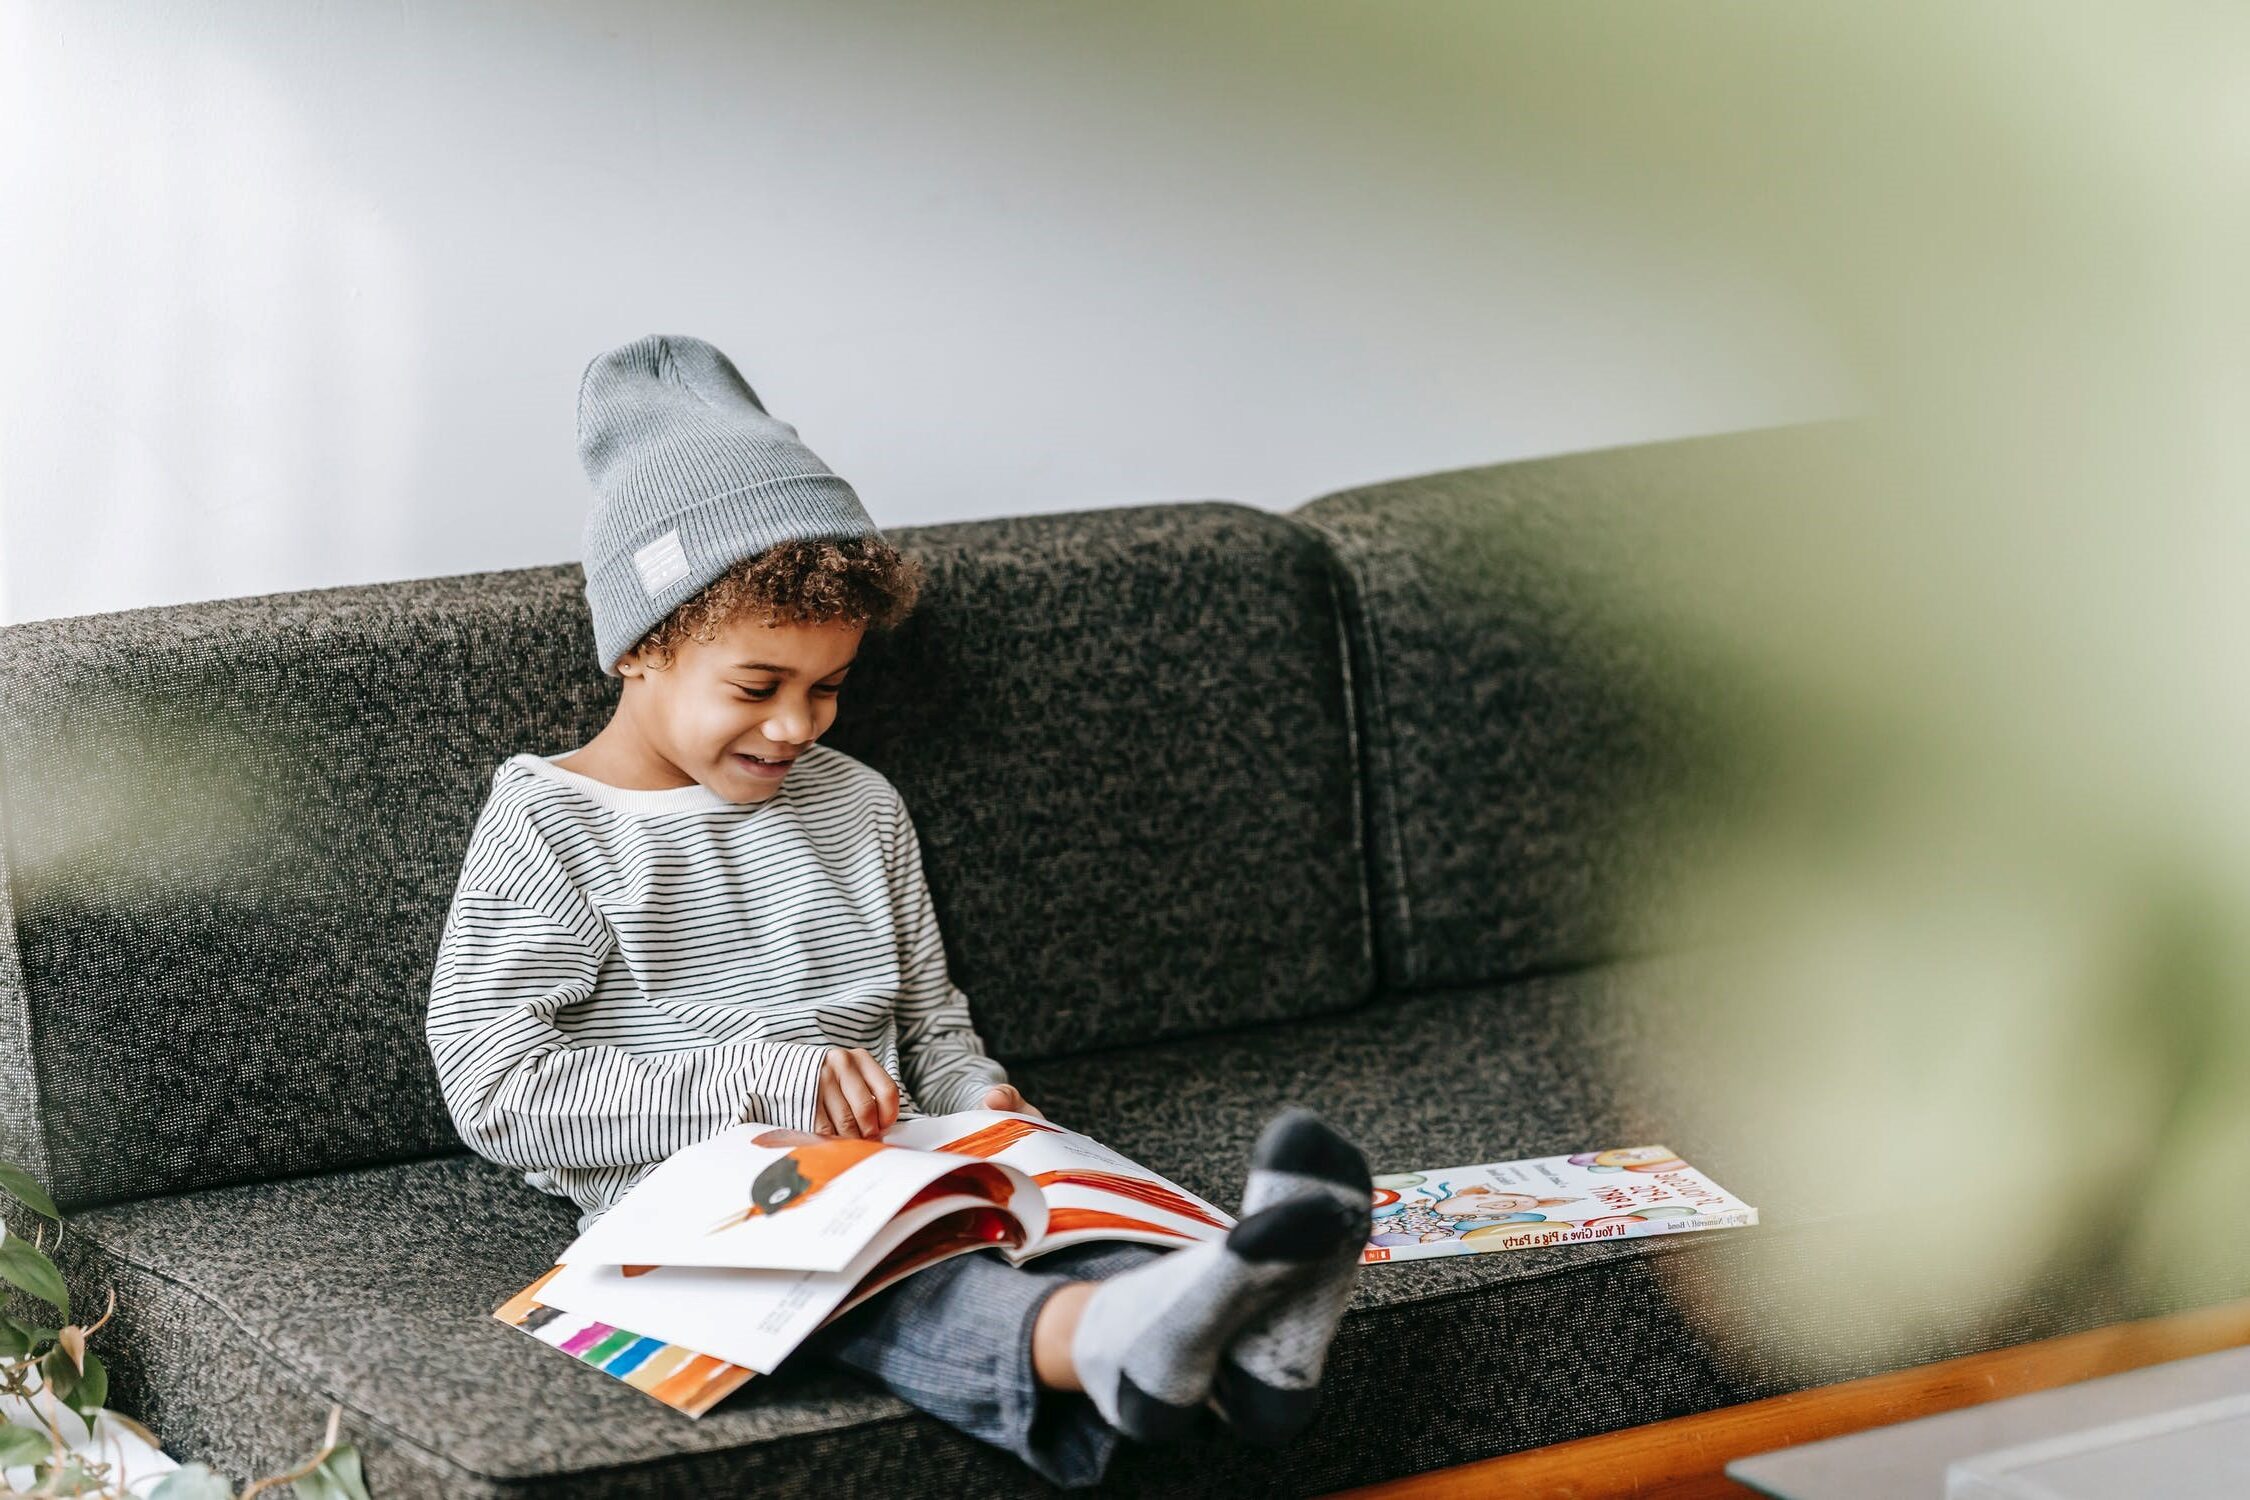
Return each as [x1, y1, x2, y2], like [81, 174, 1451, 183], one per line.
[796, 1239, 1168, 1488]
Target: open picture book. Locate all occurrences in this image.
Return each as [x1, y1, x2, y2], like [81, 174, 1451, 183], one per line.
[494, 1110, 1234, 1417]
[492, 1118, 1760, 1418]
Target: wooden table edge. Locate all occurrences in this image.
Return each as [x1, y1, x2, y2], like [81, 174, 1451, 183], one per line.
[1324, 1296, 2250, 1500]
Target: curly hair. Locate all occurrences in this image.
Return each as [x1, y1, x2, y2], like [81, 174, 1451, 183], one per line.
[624, 534, 925, 673]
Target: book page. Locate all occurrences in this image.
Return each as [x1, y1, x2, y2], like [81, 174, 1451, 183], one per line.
[535, 1189, 1008, 1373]
[821, 1204, 1030, 1324]
[882, 1110, 1235, 1260]
[557, 1119, 1036, 1273]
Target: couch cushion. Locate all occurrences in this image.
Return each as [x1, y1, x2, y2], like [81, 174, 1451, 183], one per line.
[810, 502, 1370, 1062]
[0, 501, 1369, 1208]
[9, 953, 2220, 1499]
[1291, 422, 1843, 992]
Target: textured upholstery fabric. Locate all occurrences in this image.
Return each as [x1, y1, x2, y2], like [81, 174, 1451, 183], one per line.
[0, 501, 1368, 1209]
[1292, 422, 1843, 991]
[11, 431, 2219, 1498]
[3, 955, 2213, 1499]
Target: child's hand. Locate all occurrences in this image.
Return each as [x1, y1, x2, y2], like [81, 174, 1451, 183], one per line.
[816, 1047, 901, 1138]
[980, 1084, 1046, 1120]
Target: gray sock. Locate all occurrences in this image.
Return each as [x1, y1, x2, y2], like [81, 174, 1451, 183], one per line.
[1068, 1189, 1361, 1444]
[1208, 1108, 1374, 1446]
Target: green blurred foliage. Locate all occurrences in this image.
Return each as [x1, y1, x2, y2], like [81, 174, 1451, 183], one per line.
[1403, 1, 2250, 1370]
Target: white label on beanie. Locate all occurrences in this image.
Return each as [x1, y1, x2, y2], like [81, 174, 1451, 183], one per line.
[634, 529, 691, 597]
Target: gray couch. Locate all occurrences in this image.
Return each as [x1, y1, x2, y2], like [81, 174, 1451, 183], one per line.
[0, 422, 2216, 1497]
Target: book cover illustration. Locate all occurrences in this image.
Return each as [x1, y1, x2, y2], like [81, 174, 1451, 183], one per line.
[1361, 1145, 1757, 1264]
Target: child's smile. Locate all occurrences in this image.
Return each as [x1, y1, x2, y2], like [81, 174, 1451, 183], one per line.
[733, 748, 798, 781]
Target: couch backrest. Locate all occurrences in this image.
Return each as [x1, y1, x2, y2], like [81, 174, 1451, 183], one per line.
[0, 501, 1371, 1208]
[1295, 421, 1841, 992]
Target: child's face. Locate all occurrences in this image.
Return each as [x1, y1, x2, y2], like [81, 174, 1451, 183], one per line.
[615, 613, 864, 803]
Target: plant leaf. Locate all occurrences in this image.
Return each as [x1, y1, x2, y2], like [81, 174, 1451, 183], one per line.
[0, 1229, 70, 1318]
[67, 1350, 108, 1436]
[0, 1311, 35, 1357]
[289, 1444, 370, 1500]
[29, 1453, 109, 1495]
[57, 1322, 85, 1371]
[0, 1424, 56, 1468]
[39, 1342, 81, 1405]
[0, 1160, 61, 1221]
[149, 1462, 239, 1499]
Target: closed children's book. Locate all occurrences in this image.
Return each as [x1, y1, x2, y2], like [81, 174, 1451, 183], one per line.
[493, 1110, 1232, 1416]
[1362, 1144, 1757, 1263]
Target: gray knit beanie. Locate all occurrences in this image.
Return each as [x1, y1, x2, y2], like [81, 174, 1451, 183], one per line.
[576, 333, 882, 676]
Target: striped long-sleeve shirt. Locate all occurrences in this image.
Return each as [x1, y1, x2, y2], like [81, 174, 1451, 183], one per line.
[425, 742, 1009, 1236]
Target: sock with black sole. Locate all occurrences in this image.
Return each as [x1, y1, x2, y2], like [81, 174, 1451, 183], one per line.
[1068, 1187, 1363, 1444]
[1207, 1107, 1375, 1446]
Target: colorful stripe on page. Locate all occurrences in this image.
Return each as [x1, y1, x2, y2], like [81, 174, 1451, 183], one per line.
[1030, 1168, 1230, 1229]
[1043, 1207, 1202, 1240]
[493, 1265, 757, 1418]
[933, 1117, 1060, 1157]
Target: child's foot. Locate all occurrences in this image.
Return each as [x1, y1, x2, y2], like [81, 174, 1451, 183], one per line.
[1069, 1184, 1363, 1443]
[1208, 1107, 1374, 1446]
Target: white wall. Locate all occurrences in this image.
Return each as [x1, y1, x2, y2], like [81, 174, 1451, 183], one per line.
[0, 0, 1847, 626]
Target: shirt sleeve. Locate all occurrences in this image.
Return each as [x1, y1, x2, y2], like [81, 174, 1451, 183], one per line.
[425, 806, 830, 1170]
[883, 788, 1011, 1116]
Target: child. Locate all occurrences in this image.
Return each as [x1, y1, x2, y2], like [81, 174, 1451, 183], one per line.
[426, 334, 1374, 1488]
